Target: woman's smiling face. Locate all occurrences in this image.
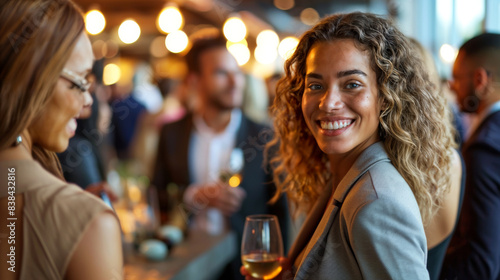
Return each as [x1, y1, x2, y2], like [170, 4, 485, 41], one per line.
[301, 39, 382, 160]
[29, 32, 94, 153]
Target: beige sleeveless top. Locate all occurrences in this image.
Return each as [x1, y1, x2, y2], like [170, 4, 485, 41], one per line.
[0, 159, 114, 279]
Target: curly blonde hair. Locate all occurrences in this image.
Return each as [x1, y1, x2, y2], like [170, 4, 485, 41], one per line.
[268, 12, 456, 224]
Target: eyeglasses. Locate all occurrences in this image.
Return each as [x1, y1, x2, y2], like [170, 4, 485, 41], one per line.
[60, 68, 90, 93]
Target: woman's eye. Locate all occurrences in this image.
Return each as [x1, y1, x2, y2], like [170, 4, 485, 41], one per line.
[346, 83, 361, 89]
[308, 84, 323, 90]
[69, 83, 78, 90]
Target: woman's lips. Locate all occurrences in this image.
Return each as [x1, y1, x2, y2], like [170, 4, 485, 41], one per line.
[317, 119, 354, 136]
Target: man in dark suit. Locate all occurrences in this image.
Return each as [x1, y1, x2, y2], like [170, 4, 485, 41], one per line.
[152, 34, 288, 280]
[441, 33, 500, 280]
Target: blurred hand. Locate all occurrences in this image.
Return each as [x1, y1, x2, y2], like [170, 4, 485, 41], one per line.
[85, 181, 118, 202]
[192, 183, 246, 216]
[240, 257, 292, 280]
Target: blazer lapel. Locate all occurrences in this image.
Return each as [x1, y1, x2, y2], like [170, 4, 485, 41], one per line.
[293, 142, 391, 279]
[288, 182, 333, 264]
[463, 111, 500, 154]
[172, 115, 193, 186]
[236, 113, 248, 145]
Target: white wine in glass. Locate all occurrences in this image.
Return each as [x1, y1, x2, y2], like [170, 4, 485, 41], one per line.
[241, 215, 283, 279]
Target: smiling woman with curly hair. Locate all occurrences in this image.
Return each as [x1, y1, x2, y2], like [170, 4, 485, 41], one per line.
[258, 12, 457, 279]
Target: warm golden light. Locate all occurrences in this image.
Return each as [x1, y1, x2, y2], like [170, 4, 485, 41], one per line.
[300, 8, 320, 26]
[228, 175, 241, 187]
[118, 19, 141, 44]
[227, 43, 251, 66]
[104, 40, 119, 58]
[85, 10, 106, 35]
[165, 30, 189, 53]
[251, 62, 275, 79]
[440, 44, 458, 64]
[274, 0, 294, 10]
[223, 17, 247, 43]
[92, 40, 105, 59]
[103, 63, 121, 85]
[278, 36, 299, 60]
[150, 36, 168, 58]
[256, 30, 280, 49]
[115, 208, 136, 237]
[254, 45, 277, 64]
[157, 6, 183, 34]
[128, 185, 142, 204]
[227, 39, 248, 49]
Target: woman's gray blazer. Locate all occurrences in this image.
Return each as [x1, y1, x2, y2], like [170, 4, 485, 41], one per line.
[288, 142, 430, 280]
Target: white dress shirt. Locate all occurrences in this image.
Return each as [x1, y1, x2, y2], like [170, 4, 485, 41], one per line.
[183, 109, 242, 235]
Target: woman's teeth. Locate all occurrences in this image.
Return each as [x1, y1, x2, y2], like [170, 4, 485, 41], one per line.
[320, 120, 352, 130]
[68, 118, 77, 131]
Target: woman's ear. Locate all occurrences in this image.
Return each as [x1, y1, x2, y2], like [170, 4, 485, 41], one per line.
[379, 97, 389, 112]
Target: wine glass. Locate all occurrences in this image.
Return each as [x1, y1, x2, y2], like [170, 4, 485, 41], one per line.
[220, 148, 244, 187]
[241, 215, 284, 279]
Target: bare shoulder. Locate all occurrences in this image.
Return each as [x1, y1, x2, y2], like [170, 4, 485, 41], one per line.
[426, 149, 462, 248]
[65, 211, 123, 280]
[450, 149, 462, 174]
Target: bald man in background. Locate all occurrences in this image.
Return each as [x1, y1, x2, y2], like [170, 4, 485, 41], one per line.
[441, 33, 500, 280]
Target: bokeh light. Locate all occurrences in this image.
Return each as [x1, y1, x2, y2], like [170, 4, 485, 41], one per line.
[165, 30, 189, 53]
[223, 17, 247, 43]
[300, 8, 320, 26]
[254, 45, 278, 64]
[227, 39, 248, 49]
[157, 6, 183, 34]
[278, 36, 299, 60]
[440, 44, 458, 63]
[85, 10, 106, 35]
[103, 63, 121, 85]
[227, 43, 251, 66]
[256, 30, 280, 49]
[228, 175, 241, 187]
[118, 19, 141, 44]
[150, 36, 168, 58]
[274, 0, 295, 10]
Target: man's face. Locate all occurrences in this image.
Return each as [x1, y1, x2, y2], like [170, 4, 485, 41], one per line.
[196, 47, 245, 111]
[450, 52, 478, 112]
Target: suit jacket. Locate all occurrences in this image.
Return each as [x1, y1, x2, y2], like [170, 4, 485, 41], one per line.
[289, 142, 429, 280]
[441, 111, 500, 280]
[151, 112, 288, 248]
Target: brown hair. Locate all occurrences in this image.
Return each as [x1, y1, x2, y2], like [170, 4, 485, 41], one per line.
[268, 12, 456, 224]
[185, 34, 227, 73]
[0, 0, 85, 178]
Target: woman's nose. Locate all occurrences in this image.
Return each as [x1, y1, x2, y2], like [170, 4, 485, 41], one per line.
[83, 90, 93, 108]
[319, 89, 343, 112]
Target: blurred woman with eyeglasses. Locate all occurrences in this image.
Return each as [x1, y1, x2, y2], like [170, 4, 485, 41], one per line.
[0, 0, 123, 279]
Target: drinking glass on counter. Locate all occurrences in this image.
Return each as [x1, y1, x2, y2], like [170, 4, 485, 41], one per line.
[241, 215, 283, 279]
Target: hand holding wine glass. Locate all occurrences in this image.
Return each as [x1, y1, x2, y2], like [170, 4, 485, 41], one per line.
[220, 148, 244, 187]
[241, 215, 284, 279]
